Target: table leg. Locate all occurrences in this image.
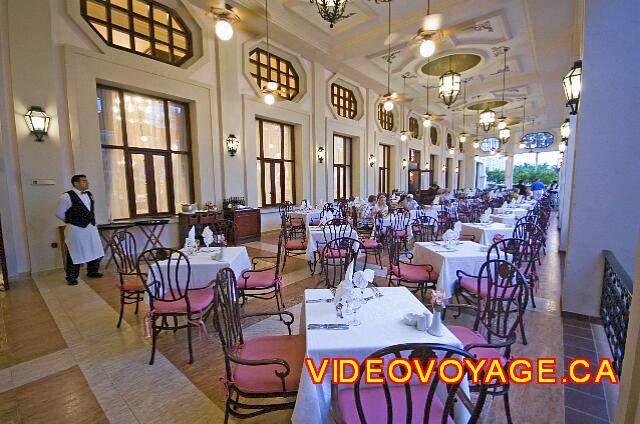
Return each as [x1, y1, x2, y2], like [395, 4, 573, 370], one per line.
[100, 230, 115, 268]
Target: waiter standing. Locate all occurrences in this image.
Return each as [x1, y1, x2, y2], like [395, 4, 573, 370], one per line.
[56, 174, 104, 285]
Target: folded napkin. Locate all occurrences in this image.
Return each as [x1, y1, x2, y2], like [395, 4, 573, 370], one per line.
[501, 201, 508, 208]
[442, 229, 456, 242]
[202, 226, 213, 247]
[453, 221, 462, 239]
[334, 261, 355, 305]
[188, 226, 196, 243]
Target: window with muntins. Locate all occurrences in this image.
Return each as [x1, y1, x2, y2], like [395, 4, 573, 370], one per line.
[81, 0, 192, 66]
[378, 144, 391, 193]
[256, 119, 296, 207]
[333, 135, 352, 200]
[249, 48, 299, 100]
[331, 83, 357, 119]
[97, 85, 193, 219]
[521, 131, 554, 149]
[378, 104, 394, 131]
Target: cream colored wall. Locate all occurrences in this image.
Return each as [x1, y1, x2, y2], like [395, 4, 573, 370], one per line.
[0, 0, 471, 276]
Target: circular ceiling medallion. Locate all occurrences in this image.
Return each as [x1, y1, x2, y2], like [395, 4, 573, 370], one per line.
[421, 53, 482, 76]
[467, 100, 509, 111]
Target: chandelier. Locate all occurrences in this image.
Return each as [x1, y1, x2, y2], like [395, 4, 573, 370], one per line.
[499, 127, 511, 143]
[479, 109, 496, 132]
[439, 68, 461, 107]
[381, 1, 394, 111]
[311, 0, 350, 28]
[262, 0, 278, 105]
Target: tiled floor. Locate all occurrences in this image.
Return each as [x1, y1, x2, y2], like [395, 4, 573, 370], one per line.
[0, 214, 619, 423]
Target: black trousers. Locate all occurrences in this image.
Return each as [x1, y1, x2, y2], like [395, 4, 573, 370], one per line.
[65, 251, 102, 282]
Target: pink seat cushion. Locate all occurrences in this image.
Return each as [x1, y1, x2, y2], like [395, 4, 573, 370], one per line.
[285, 239, 307, 250]
[448, 325, 508, 366]
[393, 229, 407, 237]
[361, 238, 382, 249]
[324, 248, 350, 258]
[153, 288, 214, 313]
[336, 383, 454, 424]
[119, 278, 145, 292]
[239, 268, 278, 289]
[290, 218, 304, 227]
[390, 264, 437, 282]
[233, 334, 305, 393]
[459, 276, 514, 298]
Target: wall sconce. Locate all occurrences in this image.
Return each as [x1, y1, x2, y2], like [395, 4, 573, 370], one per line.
[368, 154, 376, 167]
[560, 118, 571, 141]
[401, 158, 407, 169]
[562, 60, 582, 115]
[424, 162, 430, 171]
[559, 142, 567, 152]
[226, 134, 239, 156]
[24, 106, 50, 141]
[448, 147, 455, 155]
[317, 146, 325, 163]
[441, 165, 447, 172]
[455, 167, 460, 173]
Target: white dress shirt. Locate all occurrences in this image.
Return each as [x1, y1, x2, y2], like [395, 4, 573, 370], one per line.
[56, 188, 104, 264]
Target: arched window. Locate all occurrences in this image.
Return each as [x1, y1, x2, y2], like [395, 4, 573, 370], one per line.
[521, 131, 554, 149]
[446, 133, 454, 149]
[331, 83, 357, 119]
[81, 0, 192, 66]
[408, 117, 420, 139]
[480, 137, 500, 152]
[249, 48, 299, 100]
[430, 126, 438, 145]
[378, 104, 394, 131]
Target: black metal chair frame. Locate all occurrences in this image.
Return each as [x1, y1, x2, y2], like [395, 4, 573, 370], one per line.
[321, 237, 361, 288]
[386, 237, 437, 299]
[213, 267, 297, 423]
[446, 259, 529, 424]
[137, 248, 214, 364]
[109, 230, 144, 328]
[330, 342, 489, 424]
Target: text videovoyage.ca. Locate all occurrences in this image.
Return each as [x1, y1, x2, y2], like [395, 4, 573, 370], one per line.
[305, 356, 619, 385]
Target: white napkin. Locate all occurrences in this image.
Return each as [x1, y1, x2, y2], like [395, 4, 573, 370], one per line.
[517, 195, 523, 203]
[480, 208, 492, 223]
[334, 260, 356, 305]
[442, 229, 456, 242]
[453, 221, 462, 239]
[353, 269, 375, 289]
[501, 201, 508, 208]
[202, 226, 214, 247]
[188, 226, 196, 243]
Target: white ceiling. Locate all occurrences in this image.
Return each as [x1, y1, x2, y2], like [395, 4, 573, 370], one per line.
[193, 0, 577, 134]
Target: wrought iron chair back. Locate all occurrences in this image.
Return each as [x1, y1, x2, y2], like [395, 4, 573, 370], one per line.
[331, 343, 488, 424]
[209, 219, 238, 246]
[137, 248, 191, 305]
[109, 230, 138, 275]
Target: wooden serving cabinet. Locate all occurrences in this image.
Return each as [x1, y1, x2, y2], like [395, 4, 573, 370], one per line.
[224, 208, 261, 244]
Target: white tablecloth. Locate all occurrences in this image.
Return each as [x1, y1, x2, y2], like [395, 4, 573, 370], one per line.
[492, 207, 529, 217]
[305, 226, 359, 261]
[490, 214, 518, 226]
[412, 241, 493, 298]
[290, 209, 322, 227]
[147, 247, 251, 289]
[292, 287, 466, 424]
[461, 223, 514, 245]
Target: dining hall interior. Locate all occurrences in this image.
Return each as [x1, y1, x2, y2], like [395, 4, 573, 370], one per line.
[0, 0, 639, 423]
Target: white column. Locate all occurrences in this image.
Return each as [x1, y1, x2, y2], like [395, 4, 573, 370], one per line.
[311, 63, 326, 203]
[562, 0, 640, 316]
[558, 115, 576, 250]
[504, 155, 514, 188]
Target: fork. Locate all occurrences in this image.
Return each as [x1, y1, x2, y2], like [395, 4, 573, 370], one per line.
[370, 285, 383, 298]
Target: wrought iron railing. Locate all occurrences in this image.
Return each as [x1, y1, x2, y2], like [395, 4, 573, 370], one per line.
[600, 250, 633, 375]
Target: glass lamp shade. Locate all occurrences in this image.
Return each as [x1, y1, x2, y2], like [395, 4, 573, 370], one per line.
[563, 60, 582, 115]
[317, 146, 325, 163]
[499, 127, 511, 143]
[559, 142, 567, 152]
[448, 147, 455, 155]
[215, 19, 234, 40]
[479, 109, 496, 132]
[226, 134, 239, 155]
[459, 133, 468, 143]
[561, 119, 571, 139]
[455, 167, 459, 173]
[264, 92, 275, 105]
[441, 165, 447, 172]
[24, 106, 50, 141]
[497, 119, 507, 130]
[439, 70, 461, 107]
[419, 39, 435, 58]
[368, 154, 376, 167]
[400, 131, 410, 142]
[383, 100, 394, 111]
[313, 0, 349, 28]
[401, 158, 408, 169]
[423, 117, 432, 127]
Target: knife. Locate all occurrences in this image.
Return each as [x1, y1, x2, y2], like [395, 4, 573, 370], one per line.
[306, 299, 334, 303]
[307, 323, 350, 330]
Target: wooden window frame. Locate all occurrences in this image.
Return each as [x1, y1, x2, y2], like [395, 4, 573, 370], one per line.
[98, 85, 194, 218]
[446, 133, 454, 149]
[249, 48, 299, 100]
[333, 135, 352, 200]
[81, 0, 193, 66]
[378, 144, 390, 194]
[430, 126, 438, 145]
[377, 104, 394, 131]
[256, 118, 296, 207]
[331, 83, 357, 119]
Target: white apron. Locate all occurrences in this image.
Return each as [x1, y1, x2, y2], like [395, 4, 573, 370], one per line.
[65, 223, 104, 264]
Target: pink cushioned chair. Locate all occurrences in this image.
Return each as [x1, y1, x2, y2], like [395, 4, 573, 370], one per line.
[137, 248, 214, 364]
[386, 237, 438, 299]
[238, 229, 287, 311]
[213, 267, 304, 424]
[446, 259, 529, 424]
[330, 343, 489, 424]
[108, 230, 146, 328]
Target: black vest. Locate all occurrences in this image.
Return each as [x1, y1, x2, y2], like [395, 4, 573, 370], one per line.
[65, 190, 96, 228]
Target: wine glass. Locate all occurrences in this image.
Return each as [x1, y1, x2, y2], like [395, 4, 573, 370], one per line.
[344, 290, 363, 326]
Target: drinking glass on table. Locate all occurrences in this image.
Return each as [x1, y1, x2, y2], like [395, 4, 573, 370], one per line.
[343, 290, 363, 326]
